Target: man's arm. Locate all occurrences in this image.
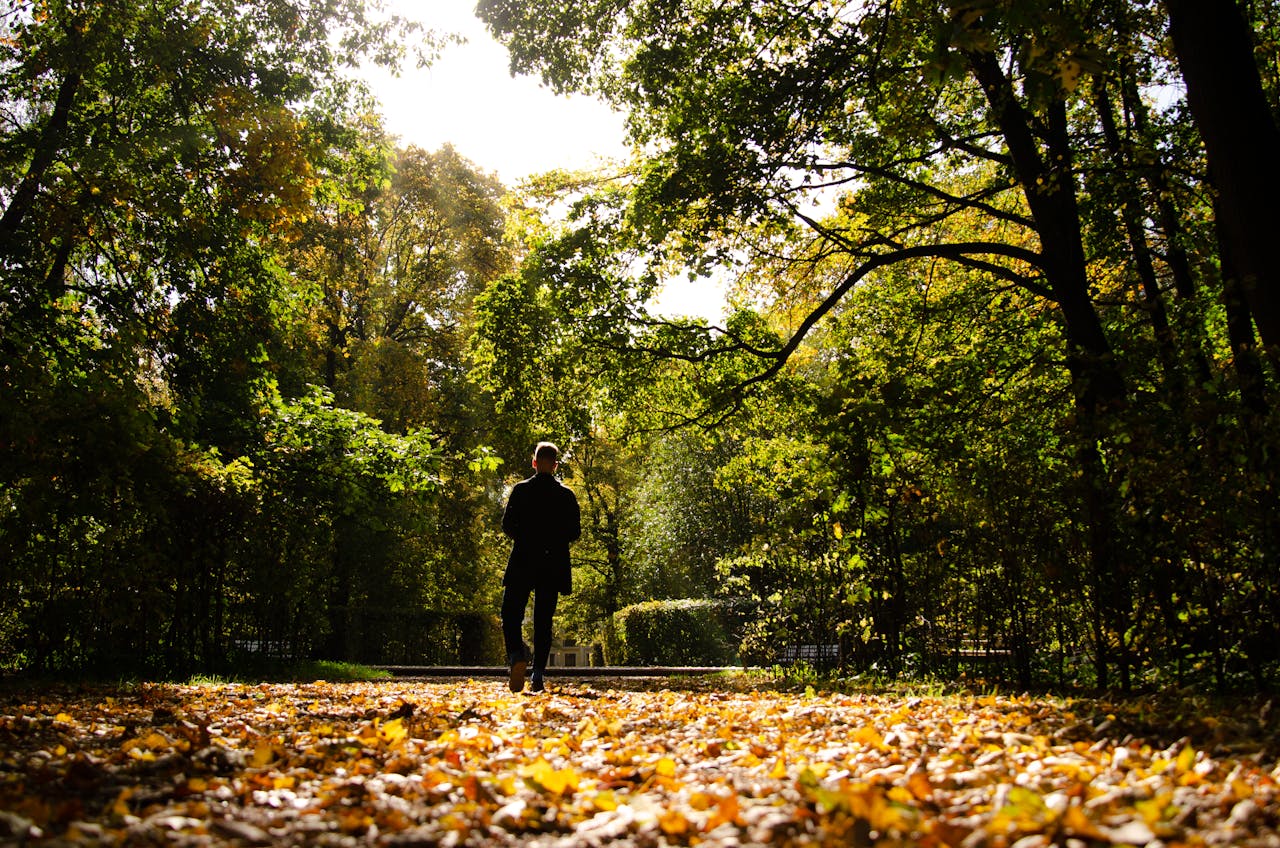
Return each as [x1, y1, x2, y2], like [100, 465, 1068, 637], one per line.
[565, 489, 581, 544]
[502, 484, 523, 539]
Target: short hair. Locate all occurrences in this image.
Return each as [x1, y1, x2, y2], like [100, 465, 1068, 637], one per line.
[534, 441, 560, 463]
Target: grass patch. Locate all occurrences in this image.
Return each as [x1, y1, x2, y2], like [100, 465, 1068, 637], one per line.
[287, 660, 393, 682]
[184, 659, 392, 684]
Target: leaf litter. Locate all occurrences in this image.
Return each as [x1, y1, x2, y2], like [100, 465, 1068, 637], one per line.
[1, 679, 1278, 846]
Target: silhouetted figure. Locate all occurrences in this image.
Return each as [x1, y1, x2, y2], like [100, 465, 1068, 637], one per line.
[501, 441, 580, 692]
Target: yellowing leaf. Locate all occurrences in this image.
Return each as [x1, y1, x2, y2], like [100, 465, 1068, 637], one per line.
[1135, 792, 1174, 825]
[707, 792, 743, 829]
[906, 769, 933, 801]
[521, 758, 579, 795]
[852, 725, 886, 750]
[110, 787, 133, 819]
[1175, 745, 1196, 774]
[659, 808, 690, 836]
[1062, 805, 1105, 839]
[251, 741, 276, 767]
[378, 717, 408, 747]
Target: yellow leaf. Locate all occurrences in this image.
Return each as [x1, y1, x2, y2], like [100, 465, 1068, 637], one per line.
[379, 717, 408, 747]
[1135, 792, 1174, 825]
[1062, 805, 1105, 839]
[1175, 745, 1196, 774]
[659, 808, 689, 836]
[110, 787, 134, 819]
[522, 758, 579, 795]
[1058, 59, 1082, 92]
[123, 731, 171, 754]
[708, 792, 742, 829]
[656, 756, 678, 778]
[906, 770, 933, 801]
[770, 757, 788, 779]
[852, 725, 886, 750]
[251, 741, 276, 767]
[592, 790, 618, 812]
[844, 783, 905, 832]
[888, 785, 914, 804]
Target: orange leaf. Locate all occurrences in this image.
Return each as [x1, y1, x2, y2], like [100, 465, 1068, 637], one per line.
[659, 808, 690, 836]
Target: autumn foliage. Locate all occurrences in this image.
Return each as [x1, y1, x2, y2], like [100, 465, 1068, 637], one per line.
[1, 678, 1277, 846]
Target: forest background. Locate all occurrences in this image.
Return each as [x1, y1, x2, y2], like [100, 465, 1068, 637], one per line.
[1, 0, 1277, 694]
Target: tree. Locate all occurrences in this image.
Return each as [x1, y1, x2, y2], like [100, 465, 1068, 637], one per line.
[475, 0, 1278, 688]
[1165, 0, 1280, 354]
[0, 0, 462, 674]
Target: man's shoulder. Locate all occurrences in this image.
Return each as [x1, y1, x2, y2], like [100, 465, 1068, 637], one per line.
[516, 473, 577, 494]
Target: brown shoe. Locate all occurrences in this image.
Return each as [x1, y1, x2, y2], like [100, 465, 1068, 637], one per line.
[508, 651, 528, 693]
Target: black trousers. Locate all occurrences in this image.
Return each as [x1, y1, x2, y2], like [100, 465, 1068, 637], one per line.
[501, 584, 559, 672]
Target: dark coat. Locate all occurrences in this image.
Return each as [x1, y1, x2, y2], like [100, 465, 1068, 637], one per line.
[501, 472, 581, 593]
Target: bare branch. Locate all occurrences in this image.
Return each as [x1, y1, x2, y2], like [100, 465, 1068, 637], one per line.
[725, 240, 1048, 395]
[818, 160, 1033, 228]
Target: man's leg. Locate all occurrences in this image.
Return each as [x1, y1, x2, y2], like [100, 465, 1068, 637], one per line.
[501, 584, 532, 691]
[530, 587, 560, 690]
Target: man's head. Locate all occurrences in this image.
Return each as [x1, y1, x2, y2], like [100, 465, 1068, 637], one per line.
[533, 441, 559, 474]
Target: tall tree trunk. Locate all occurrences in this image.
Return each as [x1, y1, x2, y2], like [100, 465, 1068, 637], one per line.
[966, 50, 1126, 412]
[1216, 203, 1271, 422]
[1119, 70, 1216, 388]
[966, 48, 1130, 688]
[1166, 0, 1280, 353]
[1094, 77, 1184, 399]
[1118, 75, 1201, 307]
[0, 71, 81, 256]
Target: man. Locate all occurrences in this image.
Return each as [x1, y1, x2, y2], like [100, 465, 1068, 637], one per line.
[501, 441, 581, 693]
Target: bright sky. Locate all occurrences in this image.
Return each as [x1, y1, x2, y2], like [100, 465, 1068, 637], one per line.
[363, 0, 628, 184]
[361, 0, 727, 320]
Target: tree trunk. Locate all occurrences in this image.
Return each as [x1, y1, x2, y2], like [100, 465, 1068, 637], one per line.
[966, 50, 1126, 413]
[1216, 204, 1271, 421]
[0, 71, 81, 256]
[1166, 0, 1280, 353]
[967, 48, 1131, 688]
[1094, 77, 1184, 399]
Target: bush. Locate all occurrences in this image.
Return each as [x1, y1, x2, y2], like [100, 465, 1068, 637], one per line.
[610, 599, 747, 666]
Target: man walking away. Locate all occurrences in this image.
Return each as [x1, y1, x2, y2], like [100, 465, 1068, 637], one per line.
[501, 442, 581, 693]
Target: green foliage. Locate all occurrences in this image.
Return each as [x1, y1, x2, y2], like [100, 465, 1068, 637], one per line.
[624, 430, 760, 600]
[471, 0, 1280, 693]
[5, 0, 1279, 695]
[0, 0, 514, 677]
[610, 599, 745, 666]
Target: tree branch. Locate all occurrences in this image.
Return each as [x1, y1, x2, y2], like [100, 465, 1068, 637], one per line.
[726, 240, 1047, 394]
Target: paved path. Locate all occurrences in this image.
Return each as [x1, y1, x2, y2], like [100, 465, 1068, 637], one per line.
[372, 665, 739, 678]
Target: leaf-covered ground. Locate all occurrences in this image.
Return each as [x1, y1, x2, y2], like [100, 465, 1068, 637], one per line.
[1, 677, 1278, 846]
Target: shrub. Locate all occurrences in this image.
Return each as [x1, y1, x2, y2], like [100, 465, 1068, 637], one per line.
[610, 599, 747, 666]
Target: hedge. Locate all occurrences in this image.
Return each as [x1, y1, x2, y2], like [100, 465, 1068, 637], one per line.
[609, 599, 748, 666]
